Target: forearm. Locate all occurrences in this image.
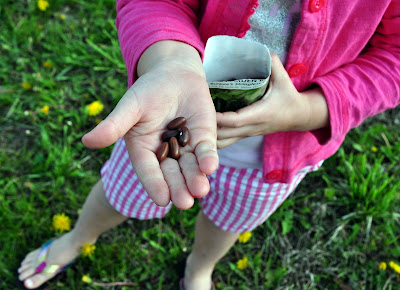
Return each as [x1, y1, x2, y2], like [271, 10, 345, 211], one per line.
[300, 87, 330, 132]
[137, 40, 205, 77]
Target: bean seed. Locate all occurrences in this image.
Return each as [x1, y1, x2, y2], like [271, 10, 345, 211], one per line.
[178, 126, 190, 147]
[161, 129, 180, 142]
[168, 137, 180, 160]
[156, 142, 169, 162]
[167, 117, 186, 130]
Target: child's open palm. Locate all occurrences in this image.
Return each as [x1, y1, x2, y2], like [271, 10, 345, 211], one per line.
[82, 60, 218, 210]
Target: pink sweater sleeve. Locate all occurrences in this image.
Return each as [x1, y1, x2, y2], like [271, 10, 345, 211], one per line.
[116, 0, 205, 87]
[312, 1, 400, 144]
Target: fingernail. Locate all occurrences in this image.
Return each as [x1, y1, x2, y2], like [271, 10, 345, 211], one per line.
[17, 267, 21, 273]
[25, 279, 33, 288]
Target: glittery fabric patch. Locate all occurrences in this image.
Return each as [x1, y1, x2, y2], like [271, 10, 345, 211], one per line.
[243, 0, 303, 65]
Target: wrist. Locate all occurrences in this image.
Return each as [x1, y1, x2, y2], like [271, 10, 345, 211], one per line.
[137, 40, 205, 78]
[300, 87, 329, 131]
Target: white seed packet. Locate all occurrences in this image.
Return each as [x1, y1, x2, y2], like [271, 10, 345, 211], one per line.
[203, 35, 271, 112]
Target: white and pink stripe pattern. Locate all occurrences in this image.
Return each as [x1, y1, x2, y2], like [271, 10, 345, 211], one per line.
[199, 162, 322, 233]
[101, 138, 323, 232]
[101, 138, 172, 219]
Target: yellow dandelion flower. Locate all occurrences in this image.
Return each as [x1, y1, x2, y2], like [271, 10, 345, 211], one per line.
[81, 243, 96, 257]
[87, 100, 104, 116]
[43, 60, 52, 69]
[237, 257, 248, 270]
[238, 232, 252, 243]
[389, 261, 400, 274]
[371, 146, 378, 152]
[40, 105, 49, 114]
[52, 213, 71, 233]
[59, 14, 66, 20]
[22, 82, 32, 90]
[379, 262, 387, 270]
[82, 274, 92, 284]
[37, 0, 49, 11]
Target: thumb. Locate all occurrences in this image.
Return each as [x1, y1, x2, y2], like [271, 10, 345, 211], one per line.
[82, 87, 142, 148]
[269, 51, 291, 85]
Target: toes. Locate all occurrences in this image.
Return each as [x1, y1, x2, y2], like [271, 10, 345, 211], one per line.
[18, 262, 34, 274]
[24, 273, 55, 289]
[18, 266, 35, 281]
[21, 249, 39, 265]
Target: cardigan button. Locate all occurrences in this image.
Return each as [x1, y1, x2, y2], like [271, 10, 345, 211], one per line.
[265, 170, 282, 180]
[288, 63, 307, 77]
[309, 0, 326, 12]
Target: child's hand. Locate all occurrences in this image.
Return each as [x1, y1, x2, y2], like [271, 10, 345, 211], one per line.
[216, 52, 329, 149]
[82, 42, 218, 210]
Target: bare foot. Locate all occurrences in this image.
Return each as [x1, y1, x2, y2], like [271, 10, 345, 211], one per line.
[17, 231, 93, 289]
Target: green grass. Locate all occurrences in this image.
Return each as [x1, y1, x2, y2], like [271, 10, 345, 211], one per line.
[1, 1, 400, 289]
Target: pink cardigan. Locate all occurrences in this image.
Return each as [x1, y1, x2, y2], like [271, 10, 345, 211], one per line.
[115, 0, 400, 183]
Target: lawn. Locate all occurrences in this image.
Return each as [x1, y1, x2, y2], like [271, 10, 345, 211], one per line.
[1, 1, 400, 289]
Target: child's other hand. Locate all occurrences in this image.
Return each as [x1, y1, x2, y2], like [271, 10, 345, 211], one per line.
[81, 42, 218, 210]
[216, 52, 329, 149]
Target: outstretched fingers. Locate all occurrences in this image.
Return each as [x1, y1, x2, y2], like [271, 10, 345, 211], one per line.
[126, 143, 171, 207]
[179, 153, 210, 198]
[161, 158, 194, 210]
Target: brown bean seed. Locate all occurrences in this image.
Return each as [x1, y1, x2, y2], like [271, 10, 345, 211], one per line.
[167, 117, 186, 130]
[156, 142, 169, 162]
[161, 129, 180, 142]
[168, 137, 180, 160]
[178, 126, 190, 147]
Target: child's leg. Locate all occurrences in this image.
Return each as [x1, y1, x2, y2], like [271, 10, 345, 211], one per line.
[18, 179, 128, 289]
[184, 211, 240, 290]
[183, 162, 324, 289]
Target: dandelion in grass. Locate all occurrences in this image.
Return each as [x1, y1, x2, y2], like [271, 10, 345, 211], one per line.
[43, 60, 52, 69]
[236, 257, 248, 270]
[389, 261, 400, 274]
[40, 105, 49, 115]
[37, 0, 49, 11]
[238, 232, 252, 243]
[379, 262, 387, 270]
[52, 213, 71, 233]
[38, 24, 44, 30]
[81, 243, 96, 257]
[87, 100, 104, 116]
[22, 82, 32, 90]
[82, 274, 92, 284]
[59, 14, 66, 20]
[371, 146, 378, 152]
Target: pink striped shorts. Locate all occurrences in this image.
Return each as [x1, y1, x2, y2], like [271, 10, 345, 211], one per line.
[101, 138, 323, 233]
